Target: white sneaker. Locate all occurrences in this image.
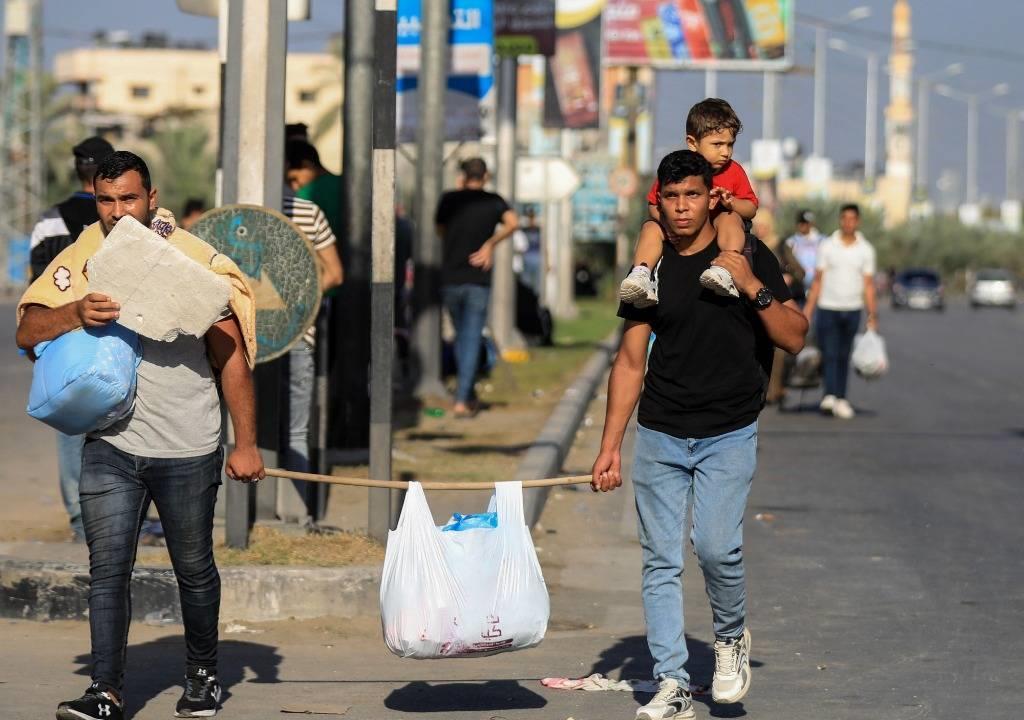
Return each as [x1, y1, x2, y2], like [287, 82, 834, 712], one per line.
[819, 394, 836, 413]
[636, 678, 695, 720]
[699, 265, 739, 297]
[712, 627, 752, 704]
[620, 265, 659, 308]
[832, 398, 855, 419]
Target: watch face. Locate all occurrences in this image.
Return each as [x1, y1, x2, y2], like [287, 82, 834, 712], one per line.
[756, 287, 773, 308]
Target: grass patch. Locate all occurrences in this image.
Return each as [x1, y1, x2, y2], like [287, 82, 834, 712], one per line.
[214, 525, 384, 567]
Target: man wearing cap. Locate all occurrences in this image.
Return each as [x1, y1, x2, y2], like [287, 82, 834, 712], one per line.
[785, 210, 824, 301]
[28, 135, 114, 542]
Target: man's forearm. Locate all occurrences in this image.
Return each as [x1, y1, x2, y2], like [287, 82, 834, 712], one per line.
[220, 353, 258, 448]
[599, 358, 645, 452]
[755, 301, 807, 355]
[16, 303, 81, 350]
[864, 280, 878, 321]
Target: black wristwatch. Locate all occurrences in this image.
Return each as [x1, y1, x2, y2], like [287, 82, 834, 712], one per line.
[753, 286, 774, 309]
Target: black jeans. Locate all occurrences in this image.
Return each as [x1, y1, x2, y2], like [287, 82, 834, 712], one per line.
[80, 439, 222, 692]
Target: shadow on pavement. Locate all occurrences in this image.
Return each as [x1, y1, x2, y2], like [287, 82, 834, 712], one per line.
[73, 638, 282, 719]
[383, 680, 546, 713]
[589, 634, 761, 717]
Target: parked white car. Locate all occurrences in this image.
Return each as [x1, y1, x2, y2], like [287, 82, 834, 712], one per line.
[969, 269, 1017, 309]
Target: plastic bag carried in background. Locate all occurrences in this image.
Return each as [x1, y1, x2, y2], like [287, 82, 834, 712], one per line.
[852, 329, 889, 380]
[380, 481, 549, 659]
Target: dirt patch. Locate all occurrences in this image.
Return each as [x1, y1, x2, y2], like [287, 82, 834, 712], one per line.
[213, 526, 384, 567]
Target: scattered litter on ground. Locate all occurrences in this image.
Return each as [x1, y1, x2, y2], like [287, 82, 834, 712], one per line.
[817, 665, 827, 671]
[754, 512, 776, 523]
[540, 674, 708, 695]
[224, 623, 263, 635]
[423, 407, 446, 418]
[280, 704, 350, 715]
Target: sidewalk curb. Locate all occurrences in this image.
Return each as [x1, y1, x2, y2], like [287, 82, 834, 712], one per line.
[518, 328, 620, 529]
[0, 329, 620, 624]
[0, 556, 380, 623]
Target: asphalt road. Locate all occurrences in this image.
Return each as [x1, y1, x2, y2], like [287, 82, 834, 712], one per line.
[1, 298, 1021, 719]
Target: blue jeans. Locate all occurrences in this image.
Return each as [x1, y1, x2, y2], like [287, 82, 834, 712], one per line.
[442, 283, 491, 404]
[284, 342, 315, 514]
[816, 309, 862, 399]
[56, 431, 85, 539]
[632, 421, 758, 684]
[80, 439, 223, 693]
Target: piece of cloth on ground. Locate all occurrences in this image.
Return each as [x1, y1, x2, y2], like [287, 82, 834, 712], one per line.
[540, 674, 708, 695]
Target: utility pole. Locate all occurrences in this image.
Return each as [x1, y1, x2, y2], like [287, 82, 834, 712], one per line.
[1006, 111, 1021, 202]
[556, 130, 576, 319]
[614, 67, 639, 284]
[412, 0, 449, 398]
[762, 71, 779, 140]
[0, 0, 43, 290]
[704, 67, 718, 98]
[220, 0, 287, 547]
[813, 24, 826, 158]
[368, 0, 398, 542]
[491, 55, 525, 355]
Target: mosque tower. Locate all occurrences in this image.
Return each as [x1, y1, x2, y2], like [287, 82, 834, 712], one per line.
[879, 0, 914, 224]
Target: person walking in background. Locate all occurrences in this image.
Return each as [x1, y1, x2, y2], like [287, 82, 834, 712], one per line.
[179, 198, 207, 231]
[27, 135, 114, 543]
[278, 187, 343, 521]
[803, 204, 878, 420]
[785, 209, 824, 302]
[436, 158, 518, 418]
[285, 140, 343, 241]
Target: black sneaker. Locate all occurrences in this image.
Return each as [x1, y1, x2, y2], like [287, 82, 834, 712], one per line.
[56, 686, 124, 720]
[174, 666, 222, 717]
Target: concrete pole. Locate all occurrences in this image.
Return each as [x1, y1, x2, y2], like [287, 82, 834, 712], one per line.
[967, 94, 978, 204]
[369, 0, 398, 542]
[614, 67, 639, 284]
[222, 0, 287, 548]
[813, 25, 826, 157]
[27, 0, 41, 216]
[762, 71, 778, 139]
[1006, 111, 1020, 201]
[704, 68, 718, 98]
[915, 80, 929, 197]
[412, 0, 449, 397]
[864, 52, 878, 185]
[555, 130, 577, 319]
[491, 55, 525, 355]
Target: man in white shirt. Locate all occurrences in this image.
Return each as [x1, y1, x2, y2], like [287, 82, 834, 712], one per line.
[803, 204, 878, 419]
[785, 209, 824, 296]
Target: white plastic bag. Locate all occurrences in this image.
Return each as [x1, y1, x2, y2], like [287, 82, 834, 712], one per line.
[851, 329, 889, 379]
[380, 481, 549, 659]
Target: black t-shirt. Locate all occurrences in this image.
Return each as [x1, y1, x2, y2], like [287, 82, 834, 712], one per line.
[618, 237, 792, 439]
[436, 189, 510, 286]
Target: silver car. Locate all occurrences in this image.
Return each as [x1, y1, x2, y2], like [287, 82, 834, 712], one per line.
[969, 269, 1016, 309]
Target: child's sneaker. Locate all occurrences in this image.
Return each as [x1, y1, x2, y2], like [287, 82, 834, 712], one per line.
[619, 265, 659, 308]
[56, 685, 124, 720]
[700, 265, 739, 297]
[175, 666, 222, 717]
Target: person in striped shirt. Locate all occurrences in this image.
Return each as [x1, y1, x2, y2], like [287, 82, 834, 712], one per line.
[280, 192, 343, 520]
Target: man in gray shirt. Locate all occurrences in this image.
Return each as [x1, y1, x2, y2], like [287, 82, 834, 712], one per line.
[17, 151, 263, 720]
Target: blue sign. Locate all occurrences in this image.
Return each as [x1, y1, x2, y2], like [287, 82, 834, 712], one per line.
[396, 0, 495, 142]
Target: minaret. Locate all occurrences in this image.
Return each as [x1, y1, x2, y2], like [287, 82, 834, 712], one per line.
[881, 0, 914, 223]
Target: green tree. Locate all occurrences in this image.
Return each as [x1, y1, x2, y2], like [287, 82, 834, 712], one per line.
[149, 123, 216, 218]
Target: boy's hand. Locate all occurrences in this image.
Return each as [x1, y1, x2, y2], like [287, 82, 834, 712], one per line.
[712, 251, 758, 298]
[711, 187, 735, 211]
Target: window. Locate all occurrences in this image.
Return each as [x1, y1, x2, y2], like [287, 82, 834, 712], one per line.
[131, 85, 150, 99]
[299, 89, 317, 103]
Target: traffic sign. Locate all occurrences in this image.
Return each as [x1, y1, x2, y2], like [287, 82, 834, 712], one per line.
[190, 204, 321, 363]
[516, 156, 581, 201]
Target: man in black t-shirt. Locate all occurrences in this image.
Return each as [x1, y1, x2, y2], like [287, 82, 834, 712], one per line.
[591, 150, 807, 720]
[435, 158, 518, 417]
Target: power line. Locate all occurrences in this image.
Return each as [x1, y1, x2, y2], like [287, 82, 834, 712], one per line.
[797, 12, 1024, 65]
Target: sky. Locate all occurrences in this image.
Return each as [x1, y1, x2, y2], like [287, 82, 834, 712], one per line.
[10, 0, 1024, 207]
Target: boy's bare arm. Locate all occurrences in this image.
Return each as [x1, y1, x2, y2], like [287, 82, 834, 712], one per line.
[731, 198, 757, 220]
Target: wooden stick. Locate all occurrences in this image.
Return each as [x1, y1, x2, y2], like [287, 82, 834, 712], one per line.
[264, 467, 593, 491]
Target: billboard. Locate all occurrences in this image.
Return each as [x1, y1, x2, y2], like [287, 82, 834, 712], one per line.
[396, 0, 495, 143]
[544, 0, 605, 129]
[495, 0, 557, 56]
[604, 0, 793, 70]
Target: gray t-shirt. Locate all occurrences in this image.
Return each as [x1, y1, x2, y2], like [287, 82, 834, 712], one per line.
[93, 333, 221, 458]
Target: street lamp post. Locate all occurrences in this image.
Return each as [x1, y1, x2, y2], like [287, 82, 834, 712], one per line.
[812, 5, 871, 159]
[936, 82, 1009, 205]
[915, 63, 963, 199]
[828, 38, 879, 185]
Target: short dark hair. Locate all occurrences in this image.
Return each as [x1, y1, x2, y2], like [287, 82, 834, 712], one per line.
[840, 203, 861, 216]
[657, 150, 714, 193]
[95, 151, 152, 191]
[459, 157, 487, 181]
[182, 198, 206, 217]
[686, 98, 743, 141]
[285, 139, 322, 170]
